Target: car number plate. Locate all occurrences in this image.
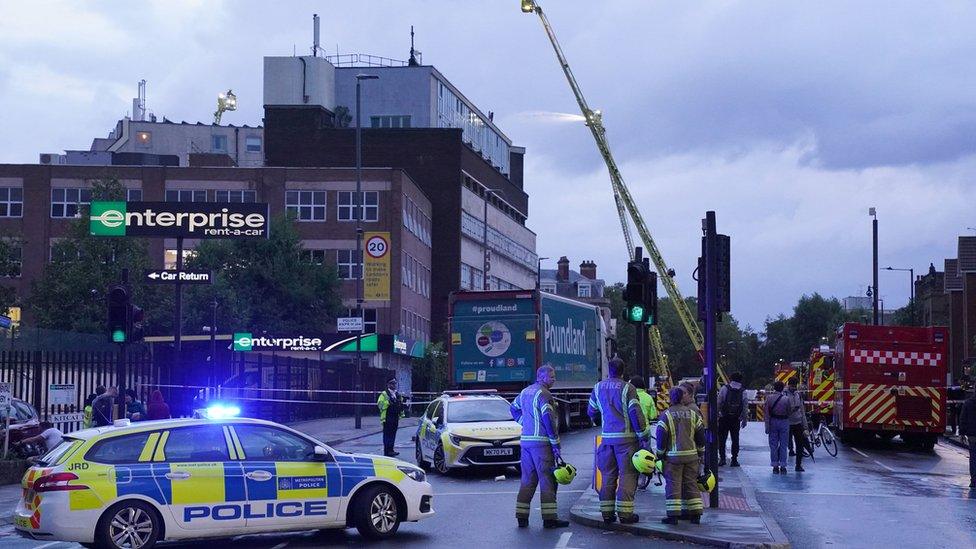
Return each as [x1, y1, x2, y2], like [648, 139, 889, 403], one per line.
[14, 516, 30, 529]
[483, 447, 513, 456]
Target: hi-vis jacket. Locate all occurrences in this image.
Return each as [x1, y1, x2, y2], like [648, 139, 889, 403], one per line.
[511, 383, 560, 448]
[377, 390, 405, 423]
[587, 379, 651, 442]
[655, 403, 705, 463]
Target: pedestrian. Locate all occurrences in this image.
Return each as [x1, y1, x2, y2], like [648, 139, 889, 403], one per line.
[14, 421, 63, 462]
[124, 389, 147, 421]
[377, 378, 405, 457]
[764, 381, 791, 474]
[630, 375, 659, 424]
[656, 385, 705, 524]
[83, 386, 105, 429]
[948, 385, 966, 435]
[717, 372, 748, 467]
[958, 389, 976, 489]
[786, 378, 810, 472]
[91, 387, 118, 427]
[588, 358, 651, 524]
[191, 389, 208, 418]
[146, 390, 171, 420]
[511, 364, 568, 528]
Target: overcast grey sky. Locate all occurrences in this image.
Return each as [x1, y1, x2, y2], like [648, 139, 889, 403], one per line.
[2, 1, 975, 330]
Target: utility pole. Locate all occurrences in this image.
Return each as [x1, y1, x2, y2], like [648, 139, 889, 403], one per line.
[354, 73, 378, 429]
[870, 208, 879, 325]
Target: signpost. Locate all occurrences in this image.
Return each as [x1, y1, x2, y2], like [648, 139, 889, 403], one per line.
[48, 383, 76, 407]
[144, 270, 213, 284]
[364, 232, 391, 300]
[338, 317, 365, 332]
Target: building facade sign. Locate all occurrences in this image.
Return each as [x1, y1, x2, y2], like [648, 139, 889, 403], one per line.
[90, 201, 270, 239]
[364, 231, 391, 300]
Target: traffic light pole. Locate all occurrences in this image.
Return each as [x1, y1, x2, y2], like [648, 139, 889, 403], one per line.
[174, 237, 183, 382]
[117, 268, 128, 423]
[702, 211, 719, 509]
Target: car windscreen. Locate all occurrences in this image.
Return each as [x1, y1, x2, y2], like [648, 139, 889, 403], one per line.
[36, 438, 81, 467]
[447, 399, 513, 423]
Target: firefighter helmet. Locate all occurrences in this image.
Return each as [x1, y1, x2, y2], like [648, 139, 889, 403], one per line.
[697, 469, 716, 492]
[553, 460, 577, 485]
[631, 449, 657, 474]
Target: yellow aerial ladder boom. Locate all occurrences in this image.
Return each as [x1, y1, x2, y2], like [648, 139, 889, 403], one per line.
[520, 0, 726, 384]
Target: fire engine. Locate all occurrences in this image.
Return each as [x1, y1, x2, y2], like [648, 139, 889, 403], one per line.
[774, 361, 800, 386]
[833, 323, 947, 451]
[808, 348, 835, 417]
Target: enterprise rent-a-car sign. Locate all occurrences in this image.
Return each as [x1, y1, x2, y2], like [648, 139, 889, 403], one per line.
[90, 201, 269, 239]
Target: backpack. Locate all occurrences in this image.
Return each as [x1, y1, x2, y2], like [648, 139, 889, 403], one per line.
[721, 386, 744, 418]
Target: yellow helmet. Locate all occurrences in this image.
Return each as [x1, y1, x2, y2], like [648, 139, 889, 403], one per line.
[697, 469, 716, 492]
[553, 461, 577, 485]
[631, 449, 657, 474]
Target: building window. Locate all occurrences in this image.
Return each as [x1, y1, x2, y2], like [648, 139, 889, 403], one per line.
[1, 241, 22, 277]
[337, 249, 362, 280]
[286, 191, 326, 221]
[0, 187, 23, 218]
[50, 187, 91, 218]
[245, 136, 262, 153]
[212, 134, 228, 153]
[164, 249, 197, 269]
[338, 191, 379, 222]
[541, 282, 556, 294]
[215, 190, 256, 203]
[370, 115, 411, 128]
[165, 189, 207, 202]
[301, 249, 327, 265]
[126, 188, 143, 202]
[346, 308, 377, 334]
[578, 284, 591, 298]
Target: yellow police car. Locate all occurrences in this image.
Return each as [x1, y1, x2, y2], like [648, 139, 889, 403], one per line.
[14, 415, 433, 548]
[415, 390, 521, 474]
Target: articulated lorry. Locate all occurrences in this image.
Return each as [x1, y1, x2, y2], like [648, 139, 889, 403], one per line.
[448, 290, 612, 429]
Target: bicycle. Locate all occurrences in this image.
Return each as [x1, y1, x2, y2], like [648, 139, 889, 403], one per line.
[803, 414, 838, 458]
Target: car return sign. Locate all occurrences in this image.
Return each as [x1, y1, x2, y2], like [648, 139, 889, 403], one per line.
[90, 201, 270, 239]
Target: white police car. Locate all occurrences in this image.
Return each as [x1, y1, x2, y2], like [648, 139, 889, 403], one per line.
[14, 414, 433, 548]
[415, 391, 521, 474]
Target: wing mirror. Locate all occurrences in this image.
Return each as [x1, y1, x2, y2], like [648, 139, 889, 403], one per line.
[313, 445, 330, 461]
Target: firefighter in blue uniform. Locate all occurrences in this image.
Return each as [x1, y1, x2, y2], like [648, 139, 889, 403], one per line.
[656, 385, 706, 524]
[511, 364, 569, 529]
[588, 358, 651, 524]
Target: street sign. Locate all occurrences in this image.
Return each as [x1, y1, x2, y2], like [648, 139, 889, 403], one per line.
[50, 412, 85, 424]
[337, 316, 364, 332]
[364, 231, 391, 300]
[48, 384, 76, 406]
[144, 270, 213, 284]
[0, 316, 10, 329]
[90, 201, 270, 239]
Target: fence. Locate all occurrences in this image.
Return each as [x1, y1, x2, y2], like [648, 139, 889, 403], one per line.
[0, 349, 157, 433]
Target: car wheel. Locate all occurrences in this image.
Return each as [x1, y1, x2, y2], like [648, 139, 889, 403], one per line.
[353, 485, 401, 540]
[415, 440, 430, 470]
[433, 443, 450, 474]
[95, 500, 162, 549]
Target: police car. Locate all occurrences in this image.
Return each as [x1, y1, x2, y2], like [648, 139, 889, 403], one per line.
[14, 414, 433, 548]
[415, 390, 521, 474]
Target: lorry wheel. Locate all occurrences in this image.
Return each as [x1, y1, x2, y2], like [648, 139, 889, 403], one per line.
[838, 429, 857, 445]
[559, 405, 571, 432]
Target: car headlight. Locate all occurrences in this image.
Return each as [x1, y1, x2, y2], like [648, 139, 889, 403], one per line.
[398, 465, 426, 482]
[449, 434, 463, 446]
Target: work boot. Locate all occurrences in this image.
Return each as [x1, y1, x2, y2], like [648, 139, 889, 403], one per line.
[795, 465, 805, 472]
[789, 450, 796, 457]
[730, 458, 740, 467]
[392, 451, 400, 456]
[602, 513, 617, 524]
[661, 517, 679, 525]
[517, 517, 528, 528]
[718, 458, 726, 466]
[772, 466, 780, 474]
[543, 519, 570, 529]
[619, 514, 639, 524]
[689, 516, 701, 525]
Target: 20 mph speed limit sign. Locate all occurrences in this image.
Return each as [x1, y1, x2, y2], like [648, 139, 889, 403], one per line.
[364, 232, 391, 300]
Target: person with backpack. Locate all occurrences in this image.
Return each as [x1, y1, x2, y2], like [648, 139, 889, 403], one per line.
[763, 381, 791, 474]
[717, 372, 748, 467]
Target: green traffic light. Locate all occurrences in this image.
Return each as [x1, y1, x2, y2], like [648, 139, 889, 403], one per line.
[112, 329, 126, 343]
[628, 305, 645, 322]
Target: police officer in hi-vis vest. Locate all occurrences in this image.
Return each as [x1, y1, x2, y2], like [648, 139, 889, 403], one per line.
[377, 378, 405, 457]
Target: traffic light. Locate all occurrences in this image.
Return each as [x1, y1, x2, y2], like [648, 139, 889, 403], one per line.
[644, 271, 658, 326]
[624, 259, 647, 325]
[715, 234, 731, 313]
[129, 304, 145, 342]
[107, 285, 129, 343]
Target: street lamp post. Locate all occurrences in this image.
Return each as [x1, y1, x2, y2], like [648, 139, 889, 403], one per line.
[870, 208, 879, 325]
[354, 73, 378, 430]
[884, 266, 915, 325]
[536, 257, 550, 289]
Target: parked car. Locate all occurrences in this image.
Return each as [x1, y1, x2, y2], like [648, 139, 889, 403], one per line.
[1, 398, 41, 444]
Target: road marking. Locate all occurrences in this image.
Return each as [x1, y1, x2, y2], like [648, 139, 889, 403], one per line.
[851, 447, 895, 472]
[556, 532, 574, 548]
[761, 490, 976, 501]
[270, 542, 290, 549]
[436, 489, 586, 496]
[34, 543, 64, 549]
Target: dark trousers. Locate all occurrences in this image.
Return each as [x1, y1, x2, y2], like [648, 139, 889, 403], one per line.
[382, 417, 399, 456]
[969, 439, 975, 485]
[718, 416, 741, 462]
[790, 424, 808, 467]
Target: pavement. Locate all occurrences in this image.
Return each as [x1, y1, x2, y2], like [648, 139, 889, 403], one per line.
[570, 424, 789, 548]
[288, 414, 421, 447]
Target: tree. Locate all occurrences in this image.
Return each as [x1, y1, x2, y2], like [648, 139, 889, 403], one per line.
[28, 177, 169, 334]
[412, 342, 448, 393]
[0, 237, 22, 313]
[181, 214, 343, 335]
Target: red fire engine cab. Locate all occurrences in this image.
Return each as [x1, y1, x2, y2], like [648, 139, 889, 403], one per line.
[834, 323, 947, 451]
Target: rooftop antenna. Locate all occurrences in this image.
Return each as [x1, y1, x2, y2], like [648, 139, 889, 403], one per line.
[408, 25, 421, 66]
[132, 80, 147, 121]
[312, 13, 320, 56]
